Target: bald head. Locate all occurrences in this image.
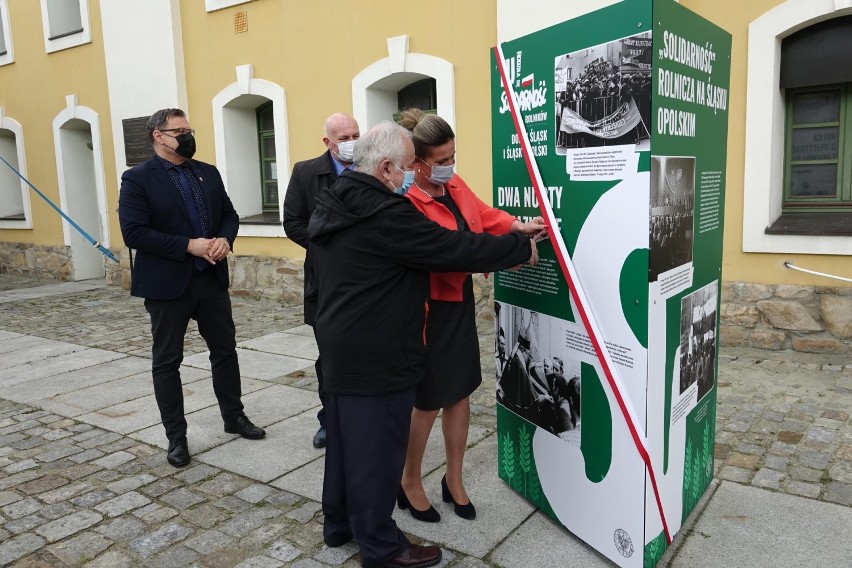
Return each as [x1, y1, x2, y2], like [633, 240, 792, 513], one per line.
[323, 113, 360, 165]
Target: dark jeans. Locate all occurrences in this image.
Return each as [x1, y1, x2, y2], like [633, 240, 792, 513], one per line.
[144, 271, 243, 440]
[322, 389, 414, 567]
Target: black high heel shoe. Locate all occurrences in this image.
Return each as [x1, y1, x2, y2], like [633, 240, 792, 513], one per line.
[441, 475, 476, 520]
[397, 485, 441, 523]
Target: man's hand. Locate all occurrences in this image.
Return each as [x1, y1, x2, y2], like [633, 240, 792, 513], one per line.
[510, 216, 548, 239]
[208, 237, 231, 262]
[187, 238, 217, 265]
[528, 238, 539, 266]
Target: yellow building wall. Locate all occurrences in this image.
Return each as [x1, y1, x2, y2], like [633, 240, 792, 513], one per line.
[0, 0, 116, 248]
[683, 0, 851, 287]
[179, 0, 497, 260]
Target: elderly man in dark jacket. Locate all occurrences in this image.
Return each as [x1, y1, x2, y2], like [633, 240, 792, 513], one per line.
[309, 121, 536, 568]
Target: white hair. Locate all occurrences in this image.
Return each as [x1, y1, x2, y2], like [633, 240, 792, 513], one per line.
[353, 121, 412, 173]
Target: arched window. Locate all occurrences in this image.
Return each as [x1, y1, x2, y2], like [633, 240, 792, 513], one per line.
[394, 78, 437, 121]
[256, 102, 277, 212]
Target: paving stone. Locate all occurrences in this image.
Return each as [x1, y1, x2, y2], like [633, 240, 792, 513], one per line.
[805, 427, 838, 444]
[174, 463, 220, 484]
[196, 472, 252, 497]
[785, 480, 821, 499]
[82, 549, 135, 568]
[718, 465, 754, 483]
[40, 502, 77, 520]
[235, 556, 285, 568]
[828, 460, 852, 484]
[0, 471, 43, 491]
[751, 468, 785, 489]
[161, 487, 208, 510]
[37, 444, 84, 462]
[824, 482, 852, 506]
[93, 490, 151, 517]
[213, 495, 252, 514]
[264, 490, 301, 507]
[35, 510, 103, 542]
[778, 431, 804, 443]
[71, 489, 116, 507]
[130, 523, 194, 559]
[789, 465, 822, 483]
[141, 477, 183, 498]
[239, 521, 292, 549]
[798, 450, 831, 470]
[5, 513, 45, 534]
[734, 443, 766, 456]
[69, 449, 106, 464]
[94, 517, 147, 541]
[0, 490, 22, 507]
[63, 463, 101, 480]
[313, 541, 358, 565]
[38, 481, 94, 504]
[46, 531, 113, 565]
[266, 540, 301, 562]
[106, 473, 157, 494]
[2, 497, 41, 519]
[91, 450, 136, 469]
[5, 458, 39, 473]
[185, 529, 235, 554]
[43, 428, 74, 441]
[0, 533, 46, 565]
[133, 503, 179, 524]
[144, 544, 199, 568]
[220, 507, 285, 538]
[822, 409, 849, 422]
[725, 452, 760, 469]
[181, 504, 232, 532]
[236, 483, 278, 504]
[764, 455, 789, 471]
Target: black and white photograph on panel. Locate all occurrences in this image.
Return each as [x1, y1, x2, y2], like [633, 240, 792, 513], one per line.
[678, 280, 719, 402]
[554, 30, 652, 154]
[495, 301, 582, 445]
[649, 155, 696, 282]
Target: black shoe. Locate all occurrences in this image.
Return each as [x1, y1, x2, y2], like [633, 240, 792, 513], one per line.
[441, 475, 476, 520]
[224, 414, 266, 439]
[313, 426, 327, 449]
[167, 437, 190, 468]
[397, 486, 440, 523]
[386, 543, 441, 568]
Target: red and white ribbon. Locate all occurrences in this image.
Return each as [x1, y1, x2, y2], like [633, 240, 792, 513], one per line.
[494, 43, 672, 544]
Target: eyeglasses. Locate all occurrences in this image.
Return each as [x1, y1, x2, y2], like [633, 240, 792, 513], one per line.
[159, 128, 195, 137]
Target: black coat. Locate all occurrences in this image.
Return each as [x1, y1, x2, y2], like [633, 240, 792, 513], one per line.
[118, 156, 239, 300]
[282, 151, 338, 326]
[308, 170, 531, 396]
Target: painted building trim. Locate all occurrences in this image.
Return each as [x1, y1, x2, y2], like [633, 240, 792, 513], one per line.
[743, 0, 852, 255]
[52, 95, 110, 250]
[0, 109, 32, 229]
[205, 0, 256, 12]
[352, 35, 456, 132]
[212, 64, 290, 238]
[0, 0, 14, 66]
[39, 0, 92, 54]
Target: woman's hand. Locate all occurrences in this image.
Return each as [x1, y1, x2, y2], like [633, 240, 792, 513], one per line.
[510, 216, 548, 239]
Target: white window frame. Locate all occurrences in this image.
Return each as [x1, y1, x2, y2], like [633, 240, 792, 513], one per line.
[205, 0, 255, 12]
[39, 0, 91, 54]
[0, 109, 32, 229]
[0, 0, 14, 66]
[742, 0, 852, 256]
[352, 35, 455, 132]
[212, 64, 290, 238]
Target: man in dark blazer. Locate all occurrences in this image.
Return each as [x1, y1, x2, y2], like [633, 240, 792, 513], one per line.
[118, 108, 265, 468]
[283, 112, 360, 449]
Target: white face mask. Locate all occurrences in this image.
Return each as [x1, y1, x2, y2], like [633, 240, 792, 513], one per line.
[334, 140, 356, 162]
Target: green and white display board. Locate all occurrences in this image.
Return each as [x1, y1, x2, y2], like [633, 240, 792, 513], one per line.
[491, 1, 730, 566]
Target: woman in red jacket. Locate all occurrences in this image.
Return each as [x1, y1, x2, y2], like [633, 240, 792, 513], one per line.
[397, 109, 545, 522]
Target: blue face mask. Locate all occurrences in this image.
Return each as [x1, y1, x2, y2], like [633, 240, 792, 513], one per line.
[392, 163, 415, 195]
[426, 163, 455, 185]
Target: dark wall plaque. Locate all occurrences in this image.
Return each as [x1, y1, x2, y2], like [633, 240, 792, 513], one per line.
[123, 116, 154, 167]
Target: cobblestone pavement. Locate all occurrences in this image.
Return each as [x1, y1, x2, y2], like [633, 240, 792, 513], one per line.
[0, 274, 850, 567]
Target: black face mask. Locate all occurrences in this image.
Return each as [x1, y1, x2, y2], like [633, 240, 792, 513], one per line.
[174, 132, 196, 159]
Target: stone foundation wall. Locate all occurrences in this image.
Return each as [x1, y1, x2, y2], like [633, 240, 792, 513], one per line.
[0, 242, 73, 280]
[720, 282, 852, 354]
[5, 244, 850, 354]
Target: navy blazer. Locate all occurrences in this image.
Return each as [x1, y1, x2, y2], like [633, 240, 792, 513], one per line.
[118, 156, 239, 300]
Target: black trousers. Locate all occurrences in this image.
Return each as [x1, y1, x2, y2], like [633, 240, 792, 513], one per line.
[323, 388, 413, 567]
[144, 270, 243, 440]
[313, 328, 326, 428]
